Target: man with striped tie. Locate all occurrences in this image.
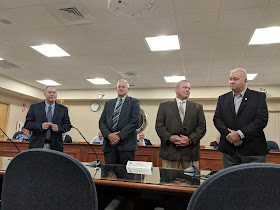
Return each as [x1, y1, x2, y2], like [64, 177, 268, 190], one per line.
[99, 79, 140, 165]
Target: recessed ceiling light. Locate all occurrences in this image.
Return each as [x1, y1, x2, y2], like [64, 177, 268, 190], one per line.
[164, 76, 186, 83]
[0, 57, 4, 60]
[249, 27, 280, 45]
[30, 44, 70, 57]
[87, 78, 111, 85]
[145, 35, 180, 51]
[247, 73, 258, 80]
[36, 80, 61, 86]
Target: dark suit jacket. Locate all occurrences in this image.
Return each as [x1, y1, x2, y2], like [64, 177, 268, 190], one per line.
[25, 101, 72, 152]
[213, 89, 268, 156]
[99, 96, 140, 153]
[155, 99, 206, 161]
[210, 141, 219, 148]
[63, 135, 72, 143]
[137, 139, 152, 146]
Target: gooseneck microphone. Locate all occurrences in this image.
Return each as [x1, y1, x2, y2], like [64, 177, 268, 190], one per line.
[183, 143, 217, 179]
[184, 145, 199, 175]
[0, 127, 21, 153]
[71, 126, 102, 167]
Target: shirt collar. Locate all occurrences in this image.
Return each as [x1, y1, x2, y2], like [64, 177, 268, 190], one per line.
[176, 98, 187, 103]
[45, 101, 55, 109]
[118, 95, 127, 101]
[233, 87, 247, 98]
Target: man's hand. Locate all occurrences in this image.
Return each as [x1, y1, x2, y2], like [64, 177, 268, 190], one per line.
[169, 135, 180, 144]
[108, 132, 120, 146]
[226, 128, 241, 143]
[233, 140, 243, 146]
[51, 124, 58, 132]
[42, 122, 52, 130]
[169, 135, 191, 147]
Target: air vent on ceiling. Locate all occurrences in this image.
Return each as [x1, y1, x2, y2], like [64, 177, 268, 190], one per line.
[59, 7, 84, 21]
[45, 2, 94, 25]
[0, 60, 20, 69]
[119, 72, 138, 78]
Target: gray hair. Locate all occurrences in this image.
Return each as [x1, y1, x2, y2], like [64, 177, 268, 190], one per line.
[117, 79, 130, 88]
[175, 80, 190, 88]
[44, 86, 57, 92]
[231, 68, 247, 79]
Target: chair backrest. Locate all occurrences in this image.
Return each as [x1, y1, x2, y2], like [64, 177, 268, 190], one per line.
[267, 140, 279, 152]
[1, 148, 98, 210]
[187, 163, 280, 210]
[12, 131, 22, 139]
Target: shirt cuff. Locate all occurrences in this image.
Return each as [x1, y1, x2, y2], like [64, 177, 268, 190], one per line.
[237, 130, 245, 139]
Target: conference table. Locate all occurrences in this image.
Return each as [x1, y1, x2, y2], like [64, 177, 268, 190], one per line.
[0, 156, 213, 210]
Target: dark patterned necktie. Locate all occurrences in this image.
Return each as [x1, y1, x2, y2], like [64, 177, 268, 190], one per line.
[112, 99, 123, 131]
[46, 105, 52, 140]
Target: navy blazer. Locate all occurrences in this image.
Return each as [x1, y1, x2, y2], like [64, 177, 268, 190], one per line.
[25, 101, 72, 152]
[99, 96, 140, 152]
[213, 88, 268, 156]
[137, 139, 152, 146]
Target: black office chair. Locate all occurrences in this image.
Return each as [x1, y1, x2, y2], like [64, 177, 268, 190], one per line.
[187, 163, 280, 210]
[1, 148, 98, 209]
[267, 140, 279, 152]
[12, 131, 22, 139]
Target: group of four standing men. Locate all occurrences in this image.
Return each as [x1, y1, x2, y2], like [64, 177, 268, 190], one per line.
[25, 68, 268, 169]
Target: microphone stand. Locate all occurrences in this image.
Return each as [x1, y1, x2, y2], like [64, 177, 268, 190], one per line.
[0, 127, 21, 153]
[184, 145, 199, 175]
[72, 126, 102, 167]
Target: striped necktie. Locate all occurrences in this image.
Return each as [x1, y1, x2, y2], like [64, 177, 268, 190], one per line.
[112, 99, 123, 131]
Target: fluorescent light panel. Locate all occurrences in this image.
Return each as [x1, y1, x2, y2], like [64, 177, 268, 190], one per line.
[164, 76, 185, 83]
[145, 35, 180, 51]
[36, 80, 61, 86]
[87, 78, 111, 85]
[31, 44, 70, 57]
[247, 73, 258, 80]
[249, 27, 280, 45]
[0, 57, 4, 61]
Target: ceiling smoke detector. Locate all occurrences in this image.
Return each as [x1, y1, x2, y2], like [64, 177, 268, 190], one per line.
[108, 0, 154, 16]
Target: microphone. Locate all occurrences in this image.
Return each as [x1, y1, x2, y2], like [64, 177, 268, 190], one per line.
[184, 145, 199, 175]
[0, 127, 21, 153]
[71, 126, 102, 167]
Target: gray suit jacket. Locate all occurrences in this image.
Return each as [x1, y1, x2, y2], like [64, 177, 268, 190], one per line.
[99, 96, 140, 153]
[155, 99, 206, 161]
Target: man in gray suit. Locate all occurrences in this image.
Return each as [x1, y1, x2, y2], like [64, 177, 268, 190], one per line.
[155, 80, 206, 169]
[99, 79, 140, 165]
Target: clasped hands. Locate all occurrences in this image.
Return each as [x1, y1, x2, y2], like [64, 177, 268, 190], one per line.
[108, 131, 120, 146]
[226, 128, 243, 146]
[42, 122, 58, 132]
[169, 134, 192, 147]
